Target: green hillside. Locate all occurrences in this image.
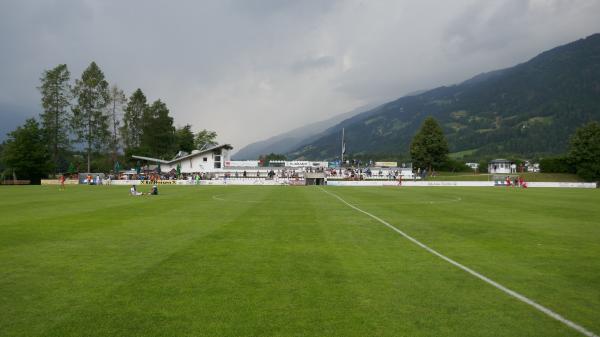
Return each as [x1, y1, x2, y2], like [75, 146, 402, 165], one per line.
[289, 33, 600, 160]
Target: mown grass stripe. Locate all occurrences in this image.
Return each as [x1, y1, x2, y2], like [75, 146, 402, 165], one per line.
[319, 187, 599, 337]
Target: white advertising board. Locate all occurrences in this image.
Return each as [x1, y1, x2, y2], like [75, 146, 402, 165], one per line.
[224, 160, 259, 167]
[327, 180, 596, 188]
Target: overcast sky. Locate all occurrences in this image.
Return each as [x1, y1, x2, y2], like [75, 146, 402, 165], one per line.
[1, 0, 600, 150]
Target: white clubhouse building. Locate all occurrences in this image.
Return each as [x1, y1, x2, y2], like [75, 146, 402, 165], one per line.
[133, 144, 233, 173]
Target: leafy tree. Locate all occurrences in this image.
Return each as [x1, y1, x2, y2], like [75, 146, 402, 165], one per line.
[539, 157, 574, 173]
[569, 121, 600, 181]
[194, 129, 217, 150]
[120, 88, 147, 156]
[107, 84, 127, 164]
[38, 64, 71, 172]
[477, 158, 490, 173]
[140, 100, 176, 159]
[1, 119, 51, 183]
[71, 62, 110, 173]
[410, 117, 449, 171]
[175, 124, 195, 153]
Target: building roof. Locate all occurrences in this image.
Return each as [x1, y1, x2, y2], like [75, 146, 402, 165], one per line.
[489, 159, 513, 163]
[132, 144, 233, 164]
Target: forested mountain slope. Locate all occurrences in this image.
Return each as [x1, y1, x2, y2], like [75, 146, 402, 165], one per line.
[288, 34, 600, 160]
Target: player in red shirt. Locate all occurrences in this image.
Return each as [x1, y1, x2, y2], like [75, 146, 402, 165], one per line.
[59, 175, 66, 191]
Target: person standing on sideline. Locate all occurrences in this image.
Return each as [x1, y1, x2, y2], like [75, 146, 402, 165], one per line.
[398, 174, 402, 186]
[59, 174, 66, 190]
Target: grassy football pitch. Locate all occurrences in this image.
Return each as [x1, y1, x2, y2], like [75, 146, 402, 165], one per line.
[1, 185, 599, 336]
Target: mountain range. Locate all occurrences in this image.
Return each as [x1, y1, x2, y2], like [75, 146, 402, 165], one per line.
[242, 33, 600, 161]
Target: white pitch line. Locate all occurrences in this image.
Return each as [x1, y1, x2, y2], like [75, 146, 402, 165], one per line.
[319, 187, 598, 337]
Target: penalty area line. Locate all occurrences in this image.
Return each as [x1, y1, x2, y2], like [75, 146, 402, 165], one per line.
[318, 187, 598, 337]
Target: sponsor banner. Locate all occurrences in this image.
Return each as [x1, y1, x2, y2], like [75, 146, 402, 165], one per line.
[108, 179, 177, 185]
[527, 182, 597, 188]
[41, 179, 79, 185]
[284, 161, 328, 168]
[224, 160, 259, 167]
[374, 161, 397, 167]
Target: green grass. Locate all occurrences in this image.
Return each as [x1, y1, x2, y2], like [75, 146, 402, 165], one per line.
[1, 185, 599, 336]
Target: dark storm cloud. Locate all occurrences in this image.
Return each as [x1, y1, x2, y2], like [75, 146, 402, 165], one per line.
[1, 0, 600, 149]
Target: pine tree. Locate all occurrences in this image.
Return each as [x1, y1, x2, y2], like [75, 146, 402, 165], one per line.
[71, 62, 110, 173]
[107, 84, 127, 164]
[410, 117, 449, 171]
[140, 100, 176, 159]
[120, 89, 147, 157]
[175, 124, 195, 153]
[38, 64, 71, 173]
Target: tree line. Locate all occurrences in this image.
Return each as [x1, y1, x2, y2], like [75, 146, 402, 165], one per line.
[259, 116, 599, 181]
[410, 117, 600, 181]
[1, 62, 218, 182]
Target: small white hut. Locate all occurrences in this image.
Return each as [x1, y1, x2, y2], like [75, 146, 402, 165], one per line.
[488, 159, 514, 174]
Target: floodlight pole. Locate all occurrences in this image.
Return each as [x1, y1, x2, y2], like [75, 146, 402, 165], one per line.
[341, 128, 345, 167]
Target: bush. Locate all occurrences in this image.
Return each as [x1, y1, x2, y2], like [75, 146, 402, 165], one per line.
[539, 157, 574, 173]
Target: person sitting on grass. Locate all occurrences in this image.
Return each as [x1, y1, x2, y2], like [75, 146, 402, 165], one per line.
[130, 185, 143, 196]
[150, 185, 158, 195]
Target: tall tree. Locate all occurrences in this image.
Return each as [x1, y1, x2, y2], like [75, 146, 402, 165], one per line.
[410, 117, 449, 171]
[107, 84, 127, 164]
[194, 129, 218, 150]
[140, 99, 176, 159]
[1, 119, 52, 183]
[569, 121, 600, 181]
[71, 61, 110, 173]
[120, 89, 147, 156]
[175, 124, 195, 153]
[38, 64, 71, 173]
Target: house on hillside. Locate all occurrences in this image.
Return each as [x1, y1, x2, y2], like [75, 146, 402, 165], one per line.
[132, 144, 233, 174]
